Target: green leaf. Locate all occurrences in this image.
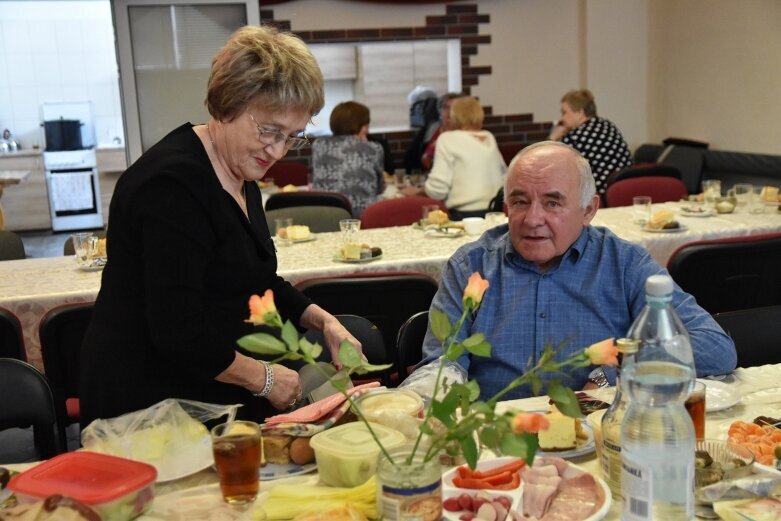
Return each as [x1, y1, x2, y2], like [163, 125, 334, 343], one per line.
[469, 401, 493, 415]
[445, 342, 465, 361]
[479, 426, 500, 448]
[280, 321, 300, 352]
[459, 435, 479, 469]
[462, 334, 491, 358]
[548, 381, 582, 418]
[419, 420, 434, 435]
[352, 362, 393, 375]
[463, 380, 481, 402]
[500, 432, 536, 465]
[430, 309, 451, 344]
[237, 333, 288, 355]
[530, 375, 542, 396]
[337, 340, 362, 369]
[431, 399, 456, 428]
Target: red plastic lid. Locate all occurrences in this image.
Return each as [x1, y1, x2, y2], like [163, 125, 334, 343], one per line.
[9, 451, 157, 504]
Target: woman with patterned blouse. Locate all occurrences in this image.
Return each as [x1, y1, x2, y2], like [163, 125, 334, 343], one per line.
[311, 101, 385, 217]
[549, 89, 632, 198]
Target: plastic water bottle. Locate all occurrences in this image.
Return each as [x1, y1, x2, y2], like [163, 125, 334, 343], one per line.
[620, 274, 696, 521]
[600, 338, 639, 497]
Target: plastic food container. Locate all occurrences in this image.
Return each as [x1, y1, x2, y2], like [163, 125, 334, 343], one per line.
[353, 389, 424, 421]
[310, 422, 405, 487]
[9, 451, 157, 521]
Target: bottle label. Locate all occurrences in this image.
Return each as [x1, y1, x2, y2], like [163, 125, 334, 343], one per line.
[621, 456, 653, 521]
[601, 438, 622, 495]
[379, 480, 441, 521]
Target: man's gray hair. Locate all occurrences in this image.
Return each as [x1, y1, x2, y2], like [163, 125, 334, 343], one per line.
[506, 141, 596, 208]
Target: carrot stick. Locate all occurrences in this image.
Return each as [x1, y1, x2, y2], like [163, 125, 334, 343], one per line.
[471, 458, 525, 479]
[482, 470, 513, 485]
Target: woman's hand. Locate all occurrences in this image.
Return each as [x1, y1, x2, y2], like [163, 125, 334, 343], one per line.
[400, 186, 425, 197]
[322, 316, 363, 369]
[266, 364, 302, 410]
[548, 123, 568, 141]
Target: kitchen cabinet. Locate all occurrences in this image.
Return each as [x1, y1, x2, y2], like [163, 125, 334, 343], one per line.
[0, 151, 50, 231]
[96, 148, 127, 226]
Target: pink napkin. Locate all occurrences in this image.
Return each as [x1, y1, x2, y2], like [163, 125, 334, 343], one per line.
[264, 381, 380, 426]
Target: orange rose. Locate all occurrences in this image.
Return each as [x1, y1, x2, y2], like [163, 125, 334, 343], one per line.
[246, 290, 278, 326]
[584, 338, 618, 366]
[511, 412, 550, 434]
[463, 272, 490, 308]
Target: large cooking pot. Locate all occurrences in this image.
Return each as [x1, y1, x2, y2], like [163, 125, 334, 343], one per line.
[43, 119, 83, 151]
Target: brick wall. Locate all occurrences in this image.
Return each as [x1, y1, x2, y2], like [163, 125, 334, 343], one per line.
[263, 3, 551, 170]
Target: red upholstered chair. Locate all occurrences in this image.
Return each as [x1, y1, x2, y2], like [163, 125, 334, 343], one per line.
[499, 143, 525, 165]
[264, 161, 310, 187]
[667, 232, 781, 314]
[361, 197, 446, 229]
[604, 176, 688, 207]
[604, 162, 683, 188]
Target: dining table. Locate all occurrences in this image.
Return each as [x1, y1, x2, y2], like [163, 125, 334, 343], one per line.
[2, 201, 780, 371]
[4, 363, 779, 520]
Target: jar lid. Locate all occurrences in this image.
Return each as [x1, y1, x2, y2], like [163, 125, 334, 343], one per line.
[9, 451, 157, 503]
[310, 422, 405, 459]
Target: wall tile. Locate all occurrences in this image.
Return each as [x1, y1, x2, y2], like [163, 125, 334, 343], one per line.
[55, 21, 84, 52]
[32, 52, 62, 85]
[2, 20, 31, 55]
[28, 20, 57, 53]
[10, 87, 39, 120]
[58, 52, 87, 85]
[6, 54, 36, 87]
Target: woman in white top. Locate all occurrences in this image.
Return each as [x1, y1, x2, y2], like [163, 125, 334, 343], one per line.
[403, 96, 506, 220]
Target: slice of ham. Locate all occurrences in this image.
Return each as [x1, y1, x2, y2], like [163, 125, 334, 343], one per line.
[264, 381, 379, 425]
[520, 457, 605, 521]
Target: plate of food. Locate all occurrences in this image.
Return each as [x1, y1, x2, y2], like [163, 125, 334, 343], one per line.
[77, 257, 107, 271]
[292, 234, 317, 244]
[260, 462, 317, 480]
[531, 406, 596, 459]
[441, 456, 610, 521]
[424, 225, 465, 238]
[333, 245, 383, 263]
[679, 206, 715, 217]
[641, 223, 688, 233]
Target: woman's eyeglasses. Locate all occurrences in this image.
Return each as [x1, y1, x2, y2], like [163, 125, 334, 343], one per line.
[249, 113, 309, 150]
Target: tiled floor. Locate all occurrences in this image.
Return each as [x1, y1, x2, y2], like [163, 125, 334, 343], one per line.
[19, 230, 77, 258]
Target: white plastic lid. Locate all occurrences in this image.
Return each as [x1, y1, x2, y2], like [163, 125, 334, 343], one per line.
[645, 274, 673, 297]
[309, 421, 405, 459]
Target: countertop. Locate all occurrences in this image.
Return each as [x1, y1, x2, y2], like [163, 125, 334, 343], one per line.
[0, 146, 125, 158]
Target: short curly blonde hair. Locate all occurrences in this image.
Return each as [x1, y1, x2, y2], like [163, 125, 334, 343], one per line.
[205, 25, 324, 122]
[449, 97, 484, 130]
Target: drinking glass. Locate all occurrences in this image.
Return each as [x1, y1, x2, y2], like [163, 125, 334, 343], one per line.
[211, 420, 262, 505]
[71, 232, 97, 267]
[732, 183, 753, 207]
[685, 381, 706, 439]
[749, 185, 767, 214]
[339, 218, 361, 246]
[632, 196, 652, 225]
[275, 217, 293, 247]
[701, 180, 722, 207]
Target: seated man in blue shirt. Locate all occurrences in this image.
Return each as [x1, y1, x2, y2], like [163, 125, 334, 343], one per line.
[419, 141, 736, 399]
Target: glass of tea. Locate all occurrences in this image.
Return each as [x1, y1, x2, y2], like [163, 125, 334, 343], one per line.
[685, 381, 707, 439]
[211, 420, 262, 505]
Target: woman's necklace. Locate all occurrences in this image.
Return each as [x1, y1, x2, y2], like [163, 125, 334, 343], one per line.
[206, 121, 248, 219]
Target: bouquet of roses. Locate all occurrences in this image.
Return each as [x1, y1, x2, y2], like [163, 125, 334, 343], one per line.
[237, 272, 617, 468]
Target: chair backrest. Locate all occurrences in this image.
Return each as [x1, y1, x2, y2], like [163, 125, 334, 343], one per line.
[296, 272, 439, 380]
[487, 187, 507, 214]
[63, 229, 107, 255]
[0, 307, 25, 360]
[396, 311, 429, 380]
[604, 176, 688, 207]
[499, 143, 525, 165]
[0, 230, 26, 260]
[265, 206, 352, 233]
[265, 191, 353, 215]
[667, 233, 781, 314]
[39, 302, 94, 423]
[0, 358, 67, 458]
[303, 314, 389, 385]
[713, 306, 781, 368]
[605, 162, 683, 187]
[361, 197, 446, 229]
[265, 161, 310, 187]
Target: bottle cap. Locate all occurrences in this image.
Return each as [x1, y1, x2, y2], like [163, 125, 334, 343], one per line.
[616, 338, 639, 354]
[645, 274, 673, 297]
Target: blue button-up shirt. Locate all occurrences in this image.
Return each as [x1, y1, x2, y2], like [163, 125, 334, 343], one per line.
[420, 225, 737, 400]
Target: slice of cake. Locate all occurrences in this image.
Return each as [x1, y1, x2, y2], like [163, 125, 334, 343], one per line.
[287, 225, 310, 240]
[538, 405, 577, 451]
[342, 242, 362, 260]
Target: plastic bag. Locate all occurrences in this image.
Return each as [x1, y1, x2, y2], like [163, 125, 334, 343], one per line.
[81, 399, 241, 482]
[398, 356, 468, 406]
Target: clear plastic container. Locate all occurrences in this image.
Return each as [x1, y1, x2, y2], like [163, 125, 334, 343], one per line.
[309, 422, 405, 487]
[353, 389, 424, 421]
[9, 451, 157, 521]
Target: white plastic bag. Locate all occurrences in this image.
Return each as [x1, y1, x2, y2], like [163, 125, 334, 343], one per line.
[398, 357, 468, 405]
[81, 399, 240, 482]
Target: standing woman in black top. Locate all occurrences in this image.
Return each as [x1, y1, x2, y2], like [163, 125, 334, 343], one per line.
[80, 26, 360, 426]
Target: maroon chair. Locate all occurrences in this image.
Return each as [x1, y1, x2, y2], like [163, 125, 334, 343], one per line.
[361, 197, 447, 229]
[666, 232, 781, 314]
[499, 143, 525, 165]
[264, 161, 310, 187]
[604, 162, 683, 188]
[604, 176, 688, 207]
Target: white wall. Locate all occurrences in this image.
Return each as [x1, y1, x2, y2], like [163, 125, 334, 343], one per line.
[0, 0, 123, 150]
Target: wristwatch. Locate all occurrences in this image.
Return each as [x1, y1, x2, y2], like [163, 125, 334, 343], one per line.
[588, 367, 609, 388]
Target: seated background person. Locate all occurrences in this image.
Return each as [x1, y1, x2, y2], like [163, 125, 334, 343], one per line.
[549, 89, 632, 199]
[402, 96, 506, 221]
[311, 101, 385, 217]
[420, 92, 467, 172]
[417, 141, 735, 400]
